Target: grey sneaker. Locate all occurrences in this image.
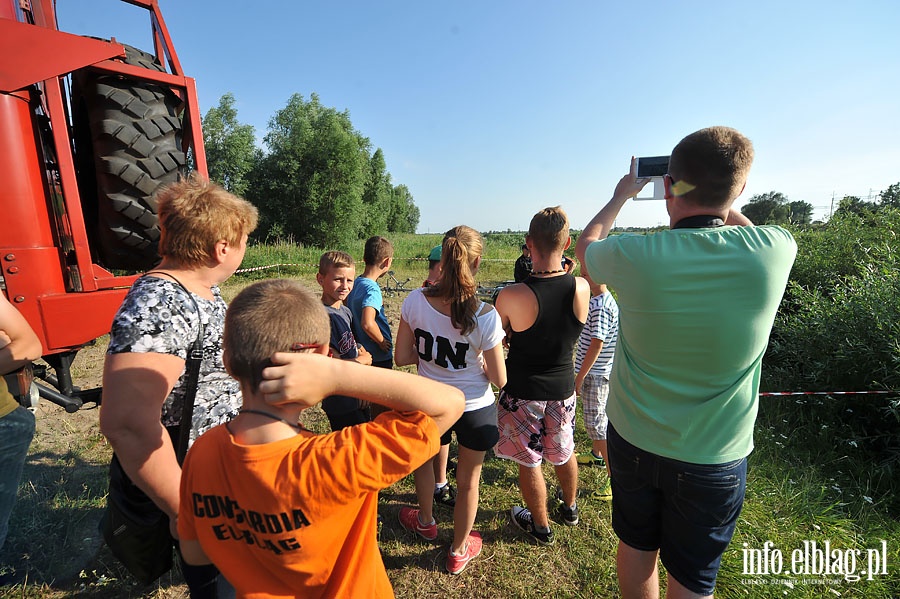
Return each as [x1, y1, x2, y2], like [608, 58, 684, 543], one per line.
[554, 487, 579, 525]
[557, 502, 579, 526]
[510, 506, 555, 545]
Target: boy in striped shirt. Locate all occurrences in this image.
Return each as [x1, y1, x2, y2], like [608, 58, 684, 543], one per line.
[573, 269, 618, 499]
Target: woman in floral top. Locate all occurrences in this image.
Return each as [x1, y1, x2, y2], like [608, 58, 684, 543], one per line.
[100, 174, 257, 598]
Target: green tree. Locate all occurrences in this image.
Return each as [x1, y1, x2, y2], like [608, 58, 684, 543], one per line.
[202, 93, 257, 196]
[359, 148, 392, 236]
[740, 191, 791, 224]
[787, 200, 813, 225]
[248, 93, 369, 247]
[387, 184, 419, 233]
[835, 195, 876, 216]
[880, 183, 900, 209]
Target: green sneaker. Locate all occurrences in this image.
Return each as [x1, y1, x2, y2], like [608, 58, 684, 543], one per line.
[591, 479, 612, 501]
[576, 451, 605, 468]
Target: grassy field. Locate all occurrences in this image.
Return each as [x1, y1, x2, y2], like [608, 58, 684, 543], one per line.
[1, 234, 897, 598]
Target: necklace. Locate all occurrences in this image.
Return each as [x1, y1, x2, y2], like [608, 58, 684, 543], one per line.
[239, 409, 303, 432]
[531, 269, 565, 276]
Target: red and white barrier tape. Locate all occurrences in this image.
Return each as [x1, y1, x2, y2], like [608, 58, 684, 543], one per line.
[235, 263, 315, 274]
[760, 391, 897, 397]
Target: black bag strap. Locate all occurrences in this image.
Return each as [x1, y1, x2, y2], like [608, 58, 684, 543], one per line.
[144, 271, 204, 464]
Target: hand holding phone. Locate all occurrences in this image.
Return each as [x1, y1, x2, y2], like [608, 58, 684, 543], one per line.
[634, 155, 669, 200]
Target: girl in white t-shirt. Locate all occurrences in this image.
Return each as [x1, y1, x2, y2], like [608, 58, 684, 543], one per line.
[395, 225, 506, 575]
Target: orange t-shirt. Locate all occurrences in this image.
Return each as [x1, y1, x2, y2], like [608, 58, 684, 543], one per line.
[178, 410, 439, 598]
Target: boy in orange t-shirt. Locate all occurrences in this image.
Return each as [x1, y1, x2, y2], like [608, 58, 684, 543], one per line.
[177, 279, 464, 598]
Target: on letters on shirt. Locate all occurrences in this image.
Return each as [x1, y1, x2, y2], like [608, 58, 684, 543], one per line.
[413, 328, 469, 369]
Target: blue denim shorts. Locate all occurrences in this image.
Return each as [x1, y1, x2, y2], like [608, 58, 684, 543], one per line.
[608, 423, 746, 596]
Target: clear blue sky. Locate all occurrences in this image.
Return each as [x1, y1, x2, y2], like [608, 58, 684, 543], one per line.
[57, 1, 899, 233]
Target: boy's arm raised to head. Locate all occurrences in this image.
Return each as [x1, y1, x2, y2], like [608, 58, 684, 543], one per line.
[259, 353, 464, 435]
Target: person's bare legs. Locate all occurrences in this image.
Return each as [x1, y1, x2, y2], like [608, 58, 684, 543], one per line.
[666, 574, 711, 599]
[413, 456, 436, 524]
[617, 540, 660, 599]
[433, 443, 450, 487]
[594, 439, 610, 477]
[554, 454, 578, 507]
[519, 463, 549, 527]
[450, 446, 485, 554]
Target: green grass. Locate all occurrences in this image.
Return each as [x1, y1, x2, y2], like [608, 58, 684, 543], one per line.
[236, 233, 529, 284]
[2, 235, 898, 598]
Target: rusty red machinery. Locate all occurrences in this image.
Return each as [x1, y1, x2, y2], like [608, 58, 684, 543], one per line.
[0, 0, 207, 410]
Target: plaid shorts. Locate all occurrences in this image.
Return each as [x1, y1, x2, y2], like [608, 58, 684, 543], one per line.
[581, 374, 610, 441]
[495, 390, 576, 467]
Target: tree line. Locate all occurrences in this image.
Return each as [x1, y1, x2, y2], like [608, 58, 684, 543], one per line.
[740, 184, 900, 226]
[202, 93, 419, 248]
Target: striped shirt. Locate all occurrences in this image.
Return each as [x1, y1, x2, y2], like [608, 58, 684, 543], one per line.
[574, 291, 618, 379]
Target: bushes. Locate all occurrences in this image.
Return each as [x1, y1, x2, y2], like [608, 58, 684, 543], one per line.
[787, 210, 899, 293]
[766, 273, 900, 394]
[761, 209, 900, 473]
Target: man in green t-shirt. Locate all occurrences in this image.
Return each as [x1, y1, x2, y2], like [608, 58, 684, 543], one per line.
[575, 127, 797, 599]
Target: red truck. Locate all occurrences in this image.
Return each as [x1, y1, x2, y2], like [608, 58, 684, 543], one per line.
[0, 0, 207, 411]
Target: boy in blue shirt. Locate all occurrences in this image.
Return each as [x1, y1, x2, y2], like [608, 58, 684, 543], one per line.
[347, 236, 394, 369]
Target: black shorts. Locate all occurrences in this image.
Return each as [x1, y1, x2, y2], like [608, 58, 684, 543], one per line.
[440, 403, 499, 452]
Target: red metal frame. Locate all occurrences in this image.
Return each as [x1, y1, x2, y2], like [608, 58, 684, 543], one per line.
[0, 0, 207, 356]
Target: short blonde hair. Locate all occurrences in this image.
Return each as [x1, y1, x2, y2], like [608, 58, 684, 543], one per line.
[668, 126, 754, 208]
[156, 173, 258, 268]
[318, 250, 355, 274]
[527, 206, 569, 255]
[224, 279, 330, 391]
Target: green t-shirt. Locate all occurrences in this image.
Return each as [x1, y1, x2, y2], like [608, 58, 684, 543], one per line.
[584, 225, 796, 464]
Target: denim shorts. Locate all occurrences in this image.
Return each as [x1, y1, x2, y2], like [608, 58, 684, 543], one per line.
[0, 406, 36, 549]
[608, 423, 746, 596]
[441, 402, 499, 452]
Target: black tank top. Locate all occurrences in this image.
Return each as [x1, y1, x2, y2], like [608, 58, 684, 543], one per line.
[504, 274, 585, 400]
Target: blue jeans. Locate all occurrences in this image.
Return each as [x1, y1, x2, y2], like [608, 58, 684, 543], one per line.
[608, 423, 746, 596]
[0, 406, 35, 549]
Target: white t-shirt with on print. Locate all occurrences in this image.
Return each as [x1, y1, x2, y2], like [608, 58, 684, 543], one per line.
[400, 288, 504, 412]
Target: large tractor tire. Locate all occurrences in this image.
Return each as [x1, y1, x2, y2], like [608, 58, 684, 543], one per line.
[72, 44, 185, 271]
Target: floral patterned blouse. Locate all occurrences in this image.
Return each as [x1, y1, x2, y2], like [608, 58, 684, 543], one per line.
[107, 276, 241, 444]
